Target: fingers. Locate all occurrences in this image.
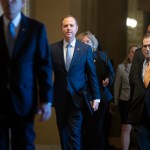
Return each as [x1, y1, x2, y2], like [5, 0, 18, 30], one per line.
[102, 78, 109, 87]
[38, 103, 52, 122]
[92, 101, 99, 111]
[37, 109, 42, 115]
[40, 109, 51, 122]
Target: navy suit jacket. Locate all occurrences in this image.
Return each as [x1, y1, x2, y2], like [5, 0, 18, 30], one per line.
[50, 40, 100, 108]
[0, 14, 53, 116]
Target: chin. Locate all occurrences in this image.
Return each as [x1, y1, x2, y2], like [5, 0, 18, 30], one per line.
[145, 55, 150, 59]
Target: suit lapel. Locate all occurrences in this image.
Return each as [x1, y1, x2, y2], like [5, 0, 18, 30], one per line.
[69, 41, 81, 70]
[57, 40, 82, 72]
[12, 13, 28, 58]
[57, 41, 66, 70]
[138, 61, 145, 88]
[0, 16, 9, 56]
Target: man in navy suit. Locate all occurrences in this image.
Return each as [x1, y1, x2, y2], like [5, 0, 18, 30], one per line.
[50, 15, 101, 150]
[128, 33, 150, 149]
[0, 0, 53, 149]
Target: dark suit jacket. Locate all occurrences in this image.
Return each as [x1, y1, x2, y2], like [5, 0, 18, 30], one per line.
[129, 48, 144, 81]
[0, 14, 53, 116]
[128, 58, 150, 124]
[93, 51, 114, 103]
[50, 40, 100, 109]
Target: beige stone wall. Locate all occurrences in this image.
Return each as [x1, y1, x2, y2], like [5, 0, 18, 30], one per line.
[127, 0, 143, 48]
[34, 0, 82, 44]
[34, 109, 60, 145]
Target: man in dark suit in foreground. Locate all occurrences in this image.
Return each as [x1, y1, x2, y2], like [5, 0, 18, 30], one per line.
[128, 33, 150, 149]
[50, 15, 101, 150]
[0, 0, 53, 149]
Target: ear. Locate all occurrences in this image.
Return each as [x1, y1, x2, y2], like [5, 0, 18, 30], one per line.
[76, 26, 79, 32]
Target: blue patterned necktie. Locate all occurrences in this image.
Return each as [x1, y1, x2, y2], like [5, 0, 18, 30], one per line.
[66, 44, 72, 71]
[7, 22, 16, 57]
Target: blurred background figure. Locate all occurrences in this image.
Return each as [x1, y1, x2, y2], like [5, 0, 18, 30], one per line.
[0, 0, 53, 149]
[114, 45, 138, 150]
[77, 31, 115, 150]
[147, 24, 150, 33]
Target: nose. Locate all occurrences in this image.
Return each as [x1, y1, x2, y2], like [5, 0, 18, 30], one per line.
[146, 45, 149, 49]
[147, 49, 150, 54]
[67, 25, 71, 30]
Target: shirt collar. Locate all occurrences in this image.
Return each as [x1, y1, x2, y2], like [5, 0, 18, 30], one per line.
[145, 58, 149, 63]
[4, 12, 21, 28]
[63, 38, 76, 48]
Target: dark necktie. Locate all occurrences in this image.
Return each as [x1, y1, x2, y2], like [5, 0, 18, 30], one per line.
[7, 22, 16, 57]
[66, 44, 72, 71]
[144, 61, 150, 88]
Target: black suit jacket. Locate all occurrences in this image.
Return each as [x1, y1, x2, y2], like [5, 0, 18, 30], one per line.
[50, 40, 100, 109]
[0, 14, 53, 116]
[128, 59, 150, 124]
[93, 51, 114, 103]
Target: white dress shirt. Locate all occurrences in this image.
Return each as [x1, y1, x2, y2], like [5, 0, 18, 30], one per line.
[63, 39, 76, 64]
[4, 13, 21, 42]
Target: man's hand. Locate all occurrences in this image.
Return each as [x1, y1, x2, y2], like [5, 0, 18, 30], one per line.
[102, 78, 109, 87]
[92, 100, 99, 111]
[37, 102, 52, 122]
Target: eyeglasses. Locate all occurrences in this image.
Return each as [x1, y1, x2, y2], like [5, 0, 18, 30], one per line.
[142, 44, 150, 49]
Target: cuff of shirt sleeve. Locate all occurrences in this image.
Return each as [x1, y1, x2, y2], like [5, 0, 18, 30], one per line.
[94, 99, 100, 103]
[47, 102, 52, 106]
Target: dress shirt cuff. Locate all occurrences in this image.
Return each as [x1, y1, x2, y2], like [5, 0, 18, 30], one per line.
[94, 99, 100, 103]
[41, 102, 52, 107]
[47, 102, 52, 107]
